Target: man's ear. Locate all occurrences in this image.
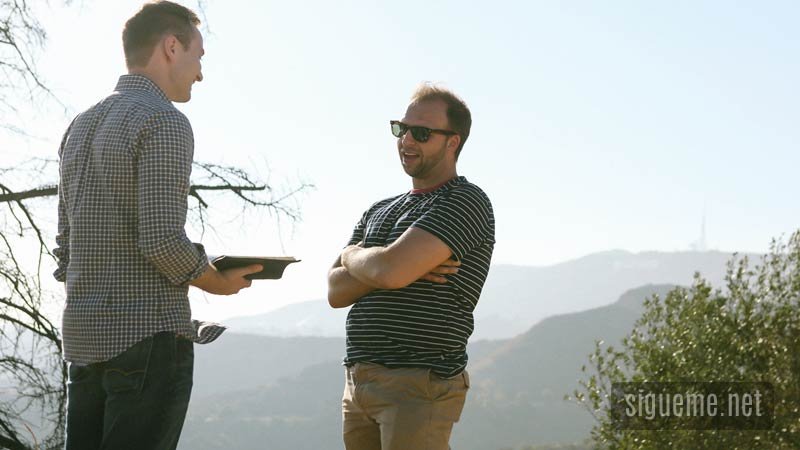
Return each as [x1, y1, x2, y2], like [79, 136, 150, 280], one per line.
[161, 35, 180, 62]
[447, 134, 461, 153]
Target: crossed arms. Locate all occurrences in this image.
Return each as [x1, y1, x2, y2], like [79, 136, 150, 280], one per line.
[327, 227, 460, 308]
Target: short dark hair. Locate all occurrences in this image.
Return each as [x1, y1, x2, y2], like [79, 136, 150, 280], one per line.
[122, 1, 200, 68]
[410, 83, 472, 158]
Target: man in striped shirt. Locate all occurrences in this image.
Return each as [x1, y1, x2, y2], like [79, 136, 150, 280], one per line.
[54, 3, 260, 449]
[328, 84, 495, 450]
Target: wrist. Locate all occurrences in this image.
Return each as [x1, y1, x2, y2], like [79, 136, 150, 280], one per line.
[190, 264, 223, 291]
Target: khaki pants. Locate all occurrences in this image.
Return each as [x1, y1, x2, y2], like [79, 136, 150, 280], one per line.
[341, 362, 469, 450]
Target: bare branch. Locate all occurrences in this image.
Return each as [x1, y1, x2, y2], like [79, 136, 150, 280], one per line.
[0, 185, 56, 202]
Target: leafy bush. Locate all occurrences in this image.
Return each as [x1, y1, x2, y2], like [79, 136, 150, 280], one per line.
[572, 231, 800, 449]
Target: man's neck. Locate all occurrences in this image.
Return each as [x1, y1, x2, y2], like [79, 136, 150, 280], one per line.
[128, 67, 172, 100]
[410, 177, 457, 194]
[411, 169, 458, 192]
[410, 155, 458, 189]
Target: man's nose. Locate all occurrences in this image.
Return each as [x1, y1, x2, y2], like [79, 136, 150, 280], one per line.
[196, 72, 203, 82]
[401, 129, 417, 145]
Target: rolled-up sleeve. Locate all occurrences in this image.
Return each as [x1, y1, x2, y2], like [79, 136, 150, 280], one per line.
[53, 125, 74, 283]
[136, 110, 207, 286]
[53, 184, 70, 282]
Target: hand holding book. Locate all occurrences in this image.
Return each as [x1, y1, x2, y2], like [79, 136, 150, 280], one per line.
[211, 256, 300, 280]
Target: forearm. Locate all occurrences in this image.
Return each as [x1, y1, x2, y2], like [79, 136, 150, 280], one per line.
[327, 266, 376, 308]
[189, 263, 226, 292]
[340, 245, 397, 289]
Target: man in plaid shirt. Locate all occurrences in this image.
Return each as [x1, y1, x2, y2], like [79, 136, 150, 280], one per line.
[53, 2, 261, 449]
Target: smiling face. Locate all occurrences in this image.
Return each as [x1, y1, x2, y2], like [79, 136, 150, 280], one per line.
[397, 99, 460, 189]
[168, 26, 204, 102]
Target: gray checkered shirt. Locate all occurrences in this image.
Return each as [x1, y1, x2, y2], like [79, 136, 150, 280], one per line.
[54, 74, 224, 365]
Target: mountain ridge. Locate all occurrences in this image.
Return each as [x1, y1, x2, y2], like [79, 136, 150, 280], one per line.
[224, 250, 744, 340]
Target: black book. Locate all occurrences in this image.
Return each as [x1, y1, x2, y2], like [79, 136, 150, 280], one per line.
[210, 256, 300, 280]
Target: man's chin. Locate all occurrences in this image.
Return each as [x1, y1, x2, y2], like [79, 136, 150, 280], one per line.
[401, 165, 419, 178]
[171, 89, 192, 103]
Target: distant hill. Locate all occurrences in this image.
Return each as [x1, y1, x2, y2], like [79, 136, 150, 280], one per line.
[224, 299, 346, 337]
[192, 334, 344, 399]
[180, 284, 674, 450]
[225, 250, 739, 339]
[191, 332, 505, 400]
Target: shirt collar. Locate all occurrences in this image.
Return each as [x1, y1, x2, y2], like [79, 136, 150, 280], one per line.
[114, 74, 171, 104]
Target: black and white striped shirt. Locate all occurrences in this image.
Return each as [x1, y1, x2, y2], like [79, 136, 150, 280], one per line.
[54, 74, 223, 365]
[344, 176, 495, 377]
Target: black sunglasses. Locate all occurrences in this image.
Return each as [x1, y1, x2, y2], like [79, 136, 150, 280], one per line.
[390, 120, 457, 143]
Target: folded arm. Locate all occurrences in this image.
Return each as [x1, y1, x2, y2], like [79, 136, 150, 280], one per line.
[327, 256, 377, 308]
[340, 227, 456, 290]
[327, 227, 461, 309]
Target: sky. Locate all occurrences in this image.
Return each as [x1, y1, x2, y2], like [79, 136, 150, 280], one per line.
[2, 0, 799, 322]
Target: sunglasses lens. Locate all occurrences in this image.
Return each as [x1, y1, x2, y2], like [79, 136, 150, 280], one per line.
[410, 126, 431, 142]
[391, 122, 404, 138]
[391, 122, 433, 142]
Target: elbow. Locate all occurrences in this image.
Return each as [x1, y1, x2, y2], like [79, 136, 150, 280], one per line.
[326, 288, 340, 308]
[327, 269, 353, 309]
[326, 275, 340, 308]
[137, 238, 162, 261]
[327, 295, 346, 309]
[327, 290, 352, 309]
[138, 232, 177, 263]
[326, 277, 349, 309]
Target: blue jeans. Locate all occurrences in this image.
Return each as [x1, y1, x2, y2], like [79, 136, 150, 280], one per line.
[65, 332, 194, 450]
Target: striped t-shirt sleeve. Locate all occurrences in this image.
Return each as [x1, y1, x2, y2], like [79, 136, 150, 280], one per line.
[347, 211, 368, 246]
[411, 187, 494, 261]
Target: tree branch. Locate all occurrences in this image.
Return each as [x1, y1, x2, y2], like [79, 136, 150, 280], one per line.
[0, 185, 56, 202]
[0, 184, 271, 203]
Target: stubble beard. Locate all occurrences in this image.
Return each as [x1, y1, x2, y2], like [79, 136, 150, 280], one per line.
[401, 142, 447, 179]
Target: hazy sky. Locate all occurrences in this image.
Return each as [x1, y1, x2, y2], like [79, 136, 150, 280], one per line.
[3, 1, 799, 321]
